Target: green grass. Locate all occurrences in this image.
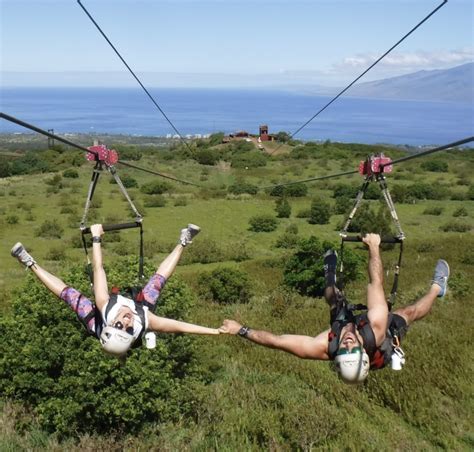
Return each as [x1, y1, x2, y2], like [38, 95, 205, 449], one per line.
[1, 138, 473, 449]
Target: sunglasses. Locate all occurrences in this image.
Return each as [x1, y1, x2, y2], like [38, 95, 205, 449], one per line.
[336, 346, 362, 356]
[113, 321, 134, 336]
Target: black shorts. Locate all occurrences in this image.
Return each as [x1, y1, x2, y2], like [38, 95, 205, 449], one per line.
[389, 313, 408, 342]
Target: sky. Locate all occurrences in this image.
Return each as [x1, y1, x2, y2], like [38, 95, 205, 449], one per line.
[1, 0, 473, 87]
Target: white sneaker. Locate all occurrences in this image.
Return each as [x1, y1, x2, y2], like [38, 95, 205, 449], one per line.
[11, 242, 36, 268]
[179, 224, 201, 246]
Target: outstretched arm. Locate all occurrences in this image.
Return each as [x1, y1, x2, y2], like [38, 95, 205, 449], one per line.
[362, 233, 388, 345]
[90, 224, 109, 311]
[148, 312, 220, 335]
[219, 319, 330, 360]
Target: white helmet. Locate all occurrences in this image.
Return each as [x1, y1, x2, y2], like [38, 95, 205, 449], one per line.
[99, 326, 134, 356]
[334, 348, 370, 384]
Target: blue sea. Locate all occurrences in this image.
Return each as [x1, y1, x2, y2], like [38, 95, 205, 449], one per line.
[1, 87, 473, 146]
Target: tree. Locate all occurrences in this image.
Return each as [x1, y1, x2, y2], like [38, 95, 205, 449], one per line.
[308, 198, 331, 224]
[198, 266, 252, 304]
[283, 236, 362, 297]
[0, 257, 200, 436]
[275, 198, 291, 218]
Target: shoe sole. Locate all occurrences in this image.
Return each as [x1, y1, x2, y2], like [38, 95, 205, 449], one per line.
[11, 242, 24, 257]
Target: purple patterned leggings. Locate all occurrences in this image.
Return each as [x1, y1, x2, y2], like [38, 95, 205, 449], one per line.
[60, 273, 167, 334]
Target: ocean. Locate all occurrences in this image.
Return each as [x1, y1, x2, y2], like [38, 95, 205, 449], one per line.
[1, 87, 473, 146]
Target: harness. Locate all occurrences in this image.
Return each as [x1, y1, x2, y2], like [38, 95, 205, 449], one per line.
[327, 301, 404, 370]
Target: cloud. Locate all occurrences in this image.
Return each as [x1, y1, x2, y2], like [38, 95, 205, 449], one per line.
[332, 48, 474, 75]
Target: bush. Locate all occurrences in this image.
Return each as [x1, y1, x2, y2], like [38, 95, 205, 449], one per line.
[110, 174, 138, 189]
[174, 196, 188, 207]
[6, 215, 19, 225]
[308, 198, 331, 225]
[440, 221, 471, 232]
[35, 220, 64, 238]
[421, 160, 448, 172]
[143, 195, 167, 208]
[249, 214, 278, 232]
[45, 247, 66, 261]
[453, 207, 468, 217]
[198, 266, 252, 304]
[0, 259, 200, 436]
[333, 196, 353, 215]
[228, 181, 258, 195]
[296, 208, 311, 218]
[140, 181, 172, 195]
[275, 198, 291, 218]
[269, 183, 308, 198]
[195, 148, 221, 165]
[231, 151, 267, 169]
[423, 207, 444, 216]
[62, 168, 79, 178]
[283, 236, 362, 297]
[344, 203, 392, 236]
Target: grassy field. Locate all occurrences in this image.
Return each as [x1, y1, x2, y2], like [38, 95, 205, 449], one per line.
[1, 136, 473, 450]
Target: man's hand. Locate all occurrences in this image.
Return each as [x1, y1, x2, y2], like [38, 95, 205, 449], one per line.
[362, 233, 381, 249]
[90, 224, 104, 237]
[218, 319, 242, 335]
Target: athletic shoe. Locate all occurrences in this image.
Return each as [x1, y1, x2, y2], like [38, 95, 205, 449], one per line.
[179, 224, 201, 246]
[431, 259, 450, 297]
[11, 242, 36, 268]
[323, 249, 337, 287]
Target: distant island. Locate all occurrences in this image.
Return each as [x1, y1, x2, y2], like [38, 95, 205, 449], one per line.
[342, 62, 474, 103]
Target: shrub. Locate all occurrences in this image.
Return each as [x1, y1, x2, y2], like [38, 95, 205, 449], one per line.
[296, 208, 311, 218]
[453, 207, 468, 217]
[332, 183, 357, 199]
[249, 214, 278, 232]
[228, 181, 258, 195]
[421, 160, 448, 172]
[269, 183, 308, 198]
[140, 181, 172, 195]
[144, 195, 167, 207]
[283, 236, 362, 297]
[423, 207, 444, 216]
[344, 203, 392, 236]
[62, 168, 79, 178]
[45, 247, 66, 261]
[60, 206, 78, 215]
[275, 232, 300, 249]
[195, 148, 221, 165]
[231, 151, 267, 169]
[6, 215, 19, 225]
[174, 196, 188, 207]
[275, 198, 291, 218]
[112, 174, 138, 189]
[0, 259, 199, 436]
[198, 266, 252, 304]
[35, 220, 64, 238]
[333, 196, 353, 215]
[440, 221, 471, 232]
[308, 198, 331, 225]
[449, 271, 469, 297]
[180, 239, 224, 265]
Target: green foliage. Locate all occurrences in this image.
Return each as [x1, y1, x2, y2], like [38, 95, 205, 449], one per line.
[249, 214, 278, 232]
[333, 196, 353, 215]
[140, 181, 172, 195]
[440, 221, 471, 232]
[421, 160, 448, 172]
[407, 182, 450, 200]
[113, 145, 142, 161]
[110, 174, 138, 188]
[345, 203, 393, 236]
[35, 220, 64, 239]
[195, 148, 221, 165]
[453, 207, 468, 217]
[275, 131, 291, 143]
[173, 196, 188, 207]
[423, 206, 444, 216]
[283, 236, 362, 297]
[208, 132, 225, 146]
[45, 247, 66, 261]
[198, 266, 252, 304]
[332, 183, 357, 199]
[62, 169, 79, 179]
[0, 259, 199, 436]
[231, 151, 267, 169]
[143, 195, 167, 207]
[275, 224, 300, 249]
[6, 215, 19, 225]
[308, 198, 331, 225]
[270, 183, 308, 198]
[228, 181, 258, 195]
[275, 198, 291, 218]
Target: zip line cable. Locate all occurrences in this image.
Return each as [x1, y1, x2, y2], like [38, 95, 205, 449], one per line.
[264, 136, 474, 189]
[76, 0, 192, 153]
[0, 112, 202, 187]
[269, 0, 448, 156]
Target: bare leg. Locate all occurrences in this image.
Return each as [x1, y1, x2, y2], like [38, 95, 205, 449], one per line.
[394, 285, 441, 325]
[156, 244, 184, 279]
[30, 264, 67, 297]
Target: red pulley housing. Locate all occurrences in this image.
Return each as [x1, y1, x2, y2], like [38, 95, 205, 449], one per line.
[86, 144, 119, 166]
[359, 154, 392, 176]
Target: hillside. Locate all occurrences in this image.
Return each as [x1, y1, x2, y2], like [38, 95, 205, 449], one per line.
[1, 135, 473, 450]
[346, 62, 474, 103]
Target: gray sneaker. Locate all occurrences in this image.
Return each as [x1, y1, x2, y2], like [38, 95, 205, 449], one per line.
[11, 242, 36, 268]
[431, 259, 450, 297]
[179, 224, 201, 246]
